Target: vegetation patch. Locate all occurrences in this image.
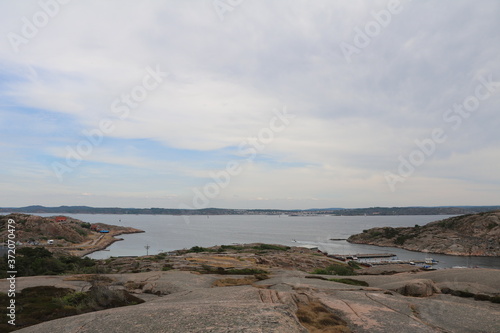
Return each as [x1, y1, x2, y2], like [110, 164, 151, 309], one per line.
[198, 265, 269, 277]
[0, 247, 97, 278]
[225, 267, 269, 275]
[162, 264, 173, 271]
[395, 233, 417, 245]
[486, 222, 498, 230]
[328, 278, 369, 287]
[0, 285, 144, 332]
[252, 244, 290, 251]
[185, 246, 216, 253]
[218, 245, 246, 252]
[437, 217, 460, 229]
[295, 300, 351, 333]
[311, 264, 355, 276]
[382, 227, 399, 239]
[212, 277, 257, 287]
[63, 274, 113, 283]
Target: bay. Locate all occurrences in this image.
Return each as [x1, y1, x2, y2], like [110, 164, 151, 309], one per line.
[29, 213, 499, 269]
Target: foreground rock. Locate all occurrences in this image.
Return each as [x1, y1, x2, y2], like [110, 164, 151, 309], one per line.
[348, 210, 500, 256]
[4, 262, 499, 332]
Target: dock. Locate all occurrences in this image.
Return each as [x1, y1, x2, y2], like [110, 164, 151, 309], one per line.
[329, 253, 396, 260]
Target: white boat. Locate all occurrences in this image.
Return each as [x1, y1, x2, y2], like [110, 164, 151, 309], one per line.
[425, 258, 438, 264]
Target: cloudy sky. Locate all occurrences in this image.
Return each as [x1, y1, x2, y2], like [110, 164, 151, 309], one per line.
[0, 0, 499, 210]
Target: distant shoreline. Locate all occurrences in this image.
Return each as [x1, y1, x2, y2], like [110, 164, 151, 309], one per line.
[2, 205, 500, 216]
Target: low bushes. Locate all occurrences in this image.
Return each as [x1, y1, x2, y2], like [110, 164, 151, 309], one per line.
[0, 285, 144, 332]
[329, 278, 369, 286]
[311, 264, 355, 276]
[0, 247, 97, 278]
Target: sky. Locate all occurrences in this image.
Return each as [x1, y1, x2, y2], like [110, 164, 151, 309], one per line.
[0, 0, 499, 210]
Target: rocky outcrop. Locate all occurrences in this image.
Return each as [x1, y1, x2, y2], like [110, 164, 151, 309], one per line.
[393, 279, 440, 297]
[348, 211, 500, 256]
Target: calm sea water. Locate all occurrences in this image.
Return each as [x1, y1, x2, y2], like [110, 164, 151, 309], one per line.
[10, 213, 500, 269]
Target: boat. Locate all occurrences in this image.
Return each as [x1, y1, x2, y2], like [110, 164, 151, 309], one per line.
[422, 265, 437, 271]
[425, 258, 438, 265]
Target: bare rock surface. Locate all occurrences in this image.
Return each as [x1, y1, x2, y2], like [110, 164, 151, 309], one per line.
[11, 268, 500, 333]
[16, 285, 307, 333]
[4, 244, 499, 333]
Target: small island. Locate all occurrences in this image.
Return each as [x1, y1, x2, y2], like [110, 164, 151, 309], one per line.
[348, 210, 500, 256]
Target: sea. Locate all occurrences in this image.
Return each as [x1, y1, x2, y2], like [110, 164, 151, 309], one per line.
[6, 213, 500, 269]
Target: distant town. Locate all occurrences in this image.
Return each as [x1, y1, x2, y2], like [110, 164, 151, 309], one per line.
[1, 205, 499, 216]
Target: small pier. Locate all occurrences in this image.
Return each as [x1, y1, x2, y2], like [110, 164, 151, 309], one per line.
[328, 253, 396, 261]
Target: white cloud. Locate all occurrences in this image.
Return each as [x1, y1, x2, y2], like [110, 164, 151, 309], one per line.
[0, 0, 499, 208]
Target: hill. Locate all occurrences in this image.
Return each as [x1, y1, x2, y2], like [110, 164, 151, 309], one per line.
[347, 211, 500, 256]
[2, 205, 500, 216]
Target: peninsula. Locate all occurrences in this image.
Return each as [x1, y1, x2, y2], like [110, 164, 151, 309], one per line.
[348, 210, 500, 256]
[0, 213, 144, 257]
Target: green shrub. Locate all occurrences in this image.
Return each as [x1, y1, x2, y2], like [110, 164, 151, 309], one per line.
[219, 245, 245, 251]
[486, 222, 497, 230]
[395, 233, 417, 245]
[347, 261, 361, 269]
[383, 228, 399, 238]
[311, 264, 355, 276]
[225, 268, 269, 275]
[0, 248, 97, 278]
[153, 253, 167, 261]
[252, 244, 290, 251]
[60, 292, 88, 305]
[329, 278, 368, 286]
[187, 246, 215, 253]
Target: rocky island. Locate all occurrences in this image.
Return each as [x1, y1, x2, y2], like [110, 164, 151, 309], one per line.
[348, 210, 500, 256]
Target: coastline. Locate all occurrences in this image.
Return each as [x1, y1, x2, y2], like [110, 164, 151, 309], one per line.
[66, 228, 145, 257]
[346, 239, 500, 258]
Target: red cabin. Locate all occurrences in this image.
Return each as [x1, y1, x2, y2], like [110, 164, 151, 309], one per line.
[55, 216, 67, 222]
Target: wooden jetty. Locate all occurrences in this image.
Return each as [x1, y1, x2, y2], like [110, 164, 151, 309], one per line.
[328, 253, 396, 261]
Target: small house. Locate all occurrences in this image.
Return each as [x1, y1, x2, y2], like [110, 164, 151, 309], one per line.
[55, 216, 67, 222]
